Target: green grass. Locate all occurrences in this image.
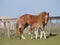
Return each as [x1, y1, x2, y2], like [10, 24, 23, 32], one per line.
[0, 34, 60, 45]
[0, 27, 60, 45]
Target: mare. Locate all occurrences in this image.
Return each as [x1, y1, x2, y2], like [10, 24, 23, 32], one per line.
[16, 12, 49, 39]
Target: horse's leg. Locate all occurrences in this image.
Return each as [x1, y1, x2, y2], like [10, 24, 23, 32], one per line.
[19, 24, 25, 39]
[43, 31, 46, 39]
[35, 28, 38, 39]
[40, 25, 46, 39]
[19, 28, 25, 39]
[29, 27, 34, 39]
[40, 30, 43, 39]
[30, 28, 33, 39]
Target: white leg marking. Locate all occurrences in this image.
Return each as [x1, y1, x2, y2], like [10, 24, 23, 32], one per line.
[43, 31, 46, 39]
[22, 35, 25, 39]
[45, 15, 48, 18]
[35, 28, 38, 39]
[40, 31, 43, 39]
[40, 31, 46, 39]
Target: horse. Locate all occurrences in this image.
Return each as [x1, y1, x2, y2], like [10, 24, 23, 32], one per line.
[29, 12, 49, 39]
[16, 12, 49, 39]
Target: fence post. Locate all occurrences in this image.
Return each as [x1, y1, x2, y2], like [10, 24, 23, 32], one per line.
[48, 19, 52, 35]
[7, 21, 10, 38]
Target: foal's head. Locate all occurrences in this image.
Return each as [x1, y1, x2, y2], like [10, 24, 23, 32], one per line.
[39, 11, 49, 24]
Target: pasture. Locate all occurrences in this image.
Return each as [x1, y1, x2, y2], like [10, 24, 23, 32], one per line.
[0, 16, 60, 45]
[0, 27, 60, 45]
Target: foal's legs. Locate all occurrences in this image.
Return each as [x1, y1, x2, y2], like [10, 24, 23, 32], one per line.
[40, 30, 46, 39]
[40, 26, 46, 39]
[30, 27, 38, 39]
[43, 31, 46, 39]
[29, 28, 34, 39]
[35, 28, 38, 39]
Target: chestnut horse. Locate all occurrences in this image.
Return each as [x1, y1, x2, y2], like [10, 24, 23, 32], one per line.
[16, 12, 49, 39]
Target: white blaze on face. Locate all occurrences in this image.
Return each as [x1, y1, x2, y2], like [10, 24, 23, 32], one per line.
[45, 15, 48, 24]
[45, 15, 48, 18]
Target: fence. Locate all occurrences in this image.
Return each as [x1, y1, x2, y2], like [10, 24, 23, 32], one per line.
[48, 16, 60, 35]
[0, 18, 17, 38]
[0, 16, 60, 38]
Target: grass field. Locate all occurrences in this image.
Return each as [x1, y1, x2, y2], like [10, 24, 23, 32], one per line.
[0, 33, 60, 45]
[0, 27, 60, 45]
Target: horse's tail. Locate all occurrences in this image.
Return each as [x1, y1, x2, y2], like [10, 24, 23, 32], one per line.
[15, 22, 19, 34]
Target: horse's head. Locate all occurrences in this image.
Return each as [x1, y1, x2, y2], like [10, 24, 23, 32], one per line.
[39, 12, 49, 24]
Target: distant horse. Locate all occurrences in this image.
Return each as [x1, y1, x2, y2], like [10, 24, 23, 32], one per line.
[16, 12, 49, 39]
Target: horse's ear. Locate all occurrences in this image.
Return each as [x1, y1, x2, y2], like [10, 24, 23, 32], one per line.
[48, 12, 49, 15]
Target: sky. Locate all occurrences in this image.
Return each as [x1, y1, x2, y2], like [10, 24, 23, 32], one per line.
[0, 0, 60, 18]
